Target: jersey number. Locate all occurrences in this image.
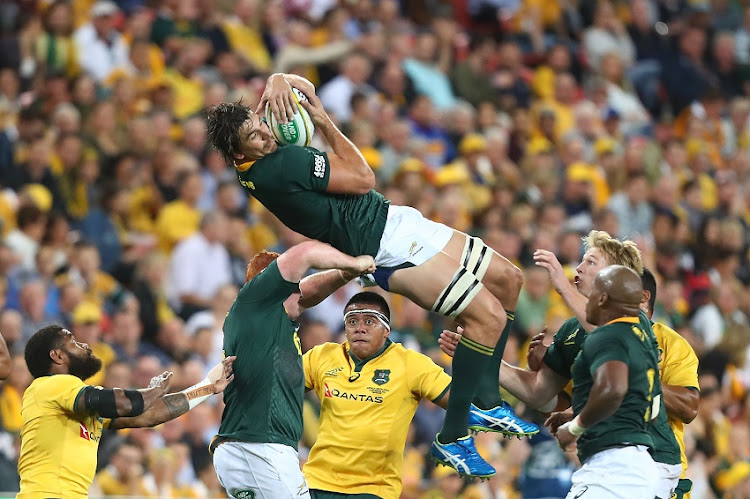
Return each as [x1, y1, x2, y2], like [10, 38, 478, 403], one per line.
[644, 368, 661, 422]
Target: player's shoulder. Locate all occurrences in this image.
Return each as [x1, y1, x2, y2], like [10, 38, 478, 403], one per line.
[26, 374, 85, 400]
[552, 317, 583, 342]
[653, 322, 695, 353]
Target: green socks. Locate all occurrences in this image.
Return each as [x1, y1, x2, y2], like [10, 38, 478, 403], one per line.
[438, 335, 495, 443]
[472, 311, 515, 410]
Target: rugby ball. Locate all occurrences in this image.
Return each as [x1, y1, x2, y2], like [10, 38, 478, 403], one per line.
[265, 87, 315, 146]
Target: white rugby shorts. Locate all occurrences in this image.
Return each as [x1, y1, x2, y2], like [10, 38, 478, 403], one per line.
[213, 441, 310, 499]
[374, 205, 454, 268]
[566, 445, 658, 498]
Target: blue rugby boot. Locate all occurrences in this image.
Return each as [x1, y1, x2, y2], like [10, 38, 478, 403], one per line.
[467, 402, 540, 438]
[430, 434, 495, 479]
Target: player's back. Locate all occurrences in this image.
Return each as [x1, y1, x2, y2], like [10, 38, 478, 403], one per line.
[571, 318, 658, 463]
[237, 145, 389, 257]
[218, 259, 305, 448]
[18, 375, 107, 499]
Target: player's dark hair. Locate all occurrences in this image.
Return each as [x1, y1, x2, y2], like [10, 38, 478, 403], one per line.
[206, 101, 253, 164]
[24, 325, 66, 378]
[346, 292, 391, 320]
[641, 267, 657, 316]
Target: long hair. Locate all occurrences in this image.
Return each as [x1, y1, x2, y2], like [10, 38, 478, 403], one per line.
[206, 101, 254, 164]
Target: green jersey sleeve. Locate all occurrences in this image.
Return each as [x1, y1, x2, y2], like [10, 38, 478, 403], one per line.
[585, 326, 630, 374]
[543, 318, 583, 379]
[278, 146, 330, 192]
[238, 260, 299, 305]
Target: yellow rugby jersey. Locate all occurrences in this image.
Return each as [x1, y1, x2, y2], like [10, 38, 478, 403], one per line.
[303, 340, 451, 499]
[653, 322, 700, 479]
[18, 375, 110, 499]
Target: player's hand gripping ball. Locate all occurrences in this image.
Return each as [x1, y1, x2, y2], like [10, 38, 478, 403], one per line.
[265, 87, 315, 146]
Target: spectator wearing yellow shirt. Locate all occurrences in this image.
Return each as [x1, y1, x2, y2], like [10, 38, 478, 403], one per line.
[533, 73, 578, 142]
[222, 0, 272, 73]
[155, 171, 203, 253]
[92, 443, 153, 497]
[64, 242, 127, 310]
[70, 301, 115, 387]
[163, 41, 206, 120]
[532, 45, 572, 100]
[0, 355, 33, 433]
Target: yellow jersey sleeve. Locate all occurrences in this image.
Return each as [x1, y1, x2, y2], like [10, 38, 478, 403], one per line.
[654, 323, 700, 390]
[303, 347, 319, 390]
[34, 374, 88, 413]
[405, 350, 451, 403]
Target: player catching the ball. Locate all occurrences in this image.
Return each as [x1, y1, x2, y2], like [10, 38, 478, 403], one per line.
[206, 73, 538, 478]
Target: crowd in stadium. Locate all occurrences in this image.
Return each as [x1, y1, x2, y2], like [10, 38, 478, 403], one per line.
[1, 0, 750, 496]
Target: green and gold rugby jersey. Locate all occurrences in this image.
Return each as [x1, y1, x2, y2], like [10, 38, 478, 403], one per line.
[236, 145, 389, 257]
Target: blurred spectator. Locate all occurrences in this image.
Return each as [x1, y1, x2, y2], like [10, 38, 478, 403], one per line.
[91, 443, 151, 496]
[319, 52, 374, 123]
[70, 301, 114, 386]
[402, 27, 457, 110]
[166, 211, 230, 319]
[73, 1, 131, 83]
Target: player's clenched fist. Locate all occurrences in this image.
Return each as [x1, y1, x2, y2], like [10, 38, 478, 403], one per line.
[350, 255, 376, 275]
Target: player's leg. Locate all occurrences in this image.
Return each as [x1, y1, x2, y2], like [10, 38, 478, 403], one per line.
[213, 442, 311, 499]
[565, 446, 659, 499]
[389, 252, 504, 477]
[444, 231, 524, 414]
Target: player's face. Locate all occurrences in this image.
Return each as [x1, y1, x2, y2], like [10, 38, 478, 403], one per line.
[575, 248, 608, 297]
[344, 306, 390, 359]
[237, 114, 278, 160]
[585, 280, 604, 325]
[61, 330, 103, 380]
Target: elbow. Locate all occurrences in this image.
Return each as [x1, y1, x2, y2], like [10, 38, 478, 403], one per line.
[354, 166, 375, 194]
[680, 398, 700, 424]
[681, 406, 698, 424]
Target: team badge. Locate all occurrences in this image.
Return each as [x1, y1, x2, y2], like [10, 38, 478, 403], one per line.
[234, 490, 256, 499]
[373, 369, 390, 385]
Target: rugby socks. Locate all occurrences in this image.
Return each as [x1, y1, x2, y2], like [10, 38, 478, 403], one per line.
[438, 336, 494, 443]
[472, 311, 515, 410]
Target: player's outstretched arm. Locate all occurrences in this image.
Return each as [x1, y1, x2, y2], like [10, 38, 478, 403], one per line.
[76, 372, 173, 418]
[109, 357, 235, 430]
[439, 329, 567, 409]
[533, 250, 595, 331]
[0, 334, 10, 380]
[298, 95, 375, 194]
[298, 269, 356, 310]
[277, 240, 375, 284]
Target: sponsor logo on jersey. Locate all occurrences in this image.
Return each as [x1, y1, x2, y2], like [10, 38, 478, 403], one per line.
[373, 369, 390, 385]
[323, 383, 383, 403]
[324, 367, 344, 378]
[564, 329, 579, 345]
[234, 490, 256, 499]
[80, 423, 90, 440]
[366, 387, 389, 395]
[239, 178, 255, 190]
[313, 153, 326, 178]
[573, 486, 588, 498]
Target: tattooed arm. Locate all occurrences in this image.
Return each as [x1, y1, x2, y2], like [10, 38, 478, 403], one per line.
[109, 357, 234, 430]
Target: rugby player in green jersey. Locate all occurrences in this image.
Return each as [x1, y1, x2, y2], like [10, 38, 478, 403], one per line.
[554, 265, 660, 497]
[207, 73, 538, 477]
[211, 241, 375, 498]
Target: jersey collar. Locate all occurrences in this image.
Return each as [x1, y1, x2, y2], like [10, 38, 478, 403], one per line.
[347, 339, 392, 373]
[604, 316, 640, 326]
[235, 160, 255, 172]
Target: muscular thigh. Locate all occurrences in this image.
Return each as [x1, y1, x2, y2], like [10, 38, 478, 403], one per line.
[441, 230, 522, 307]
[388, 250, 504, 344]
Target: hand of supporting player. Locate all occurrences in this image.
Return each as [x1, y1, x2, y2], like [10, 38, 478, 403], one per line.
[545, 408, 574, 434]
[554, 421, 579, 452]
[527, 328, 549, 372]
[208, 356, 236, 394]
[438, 327, 463, 358]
